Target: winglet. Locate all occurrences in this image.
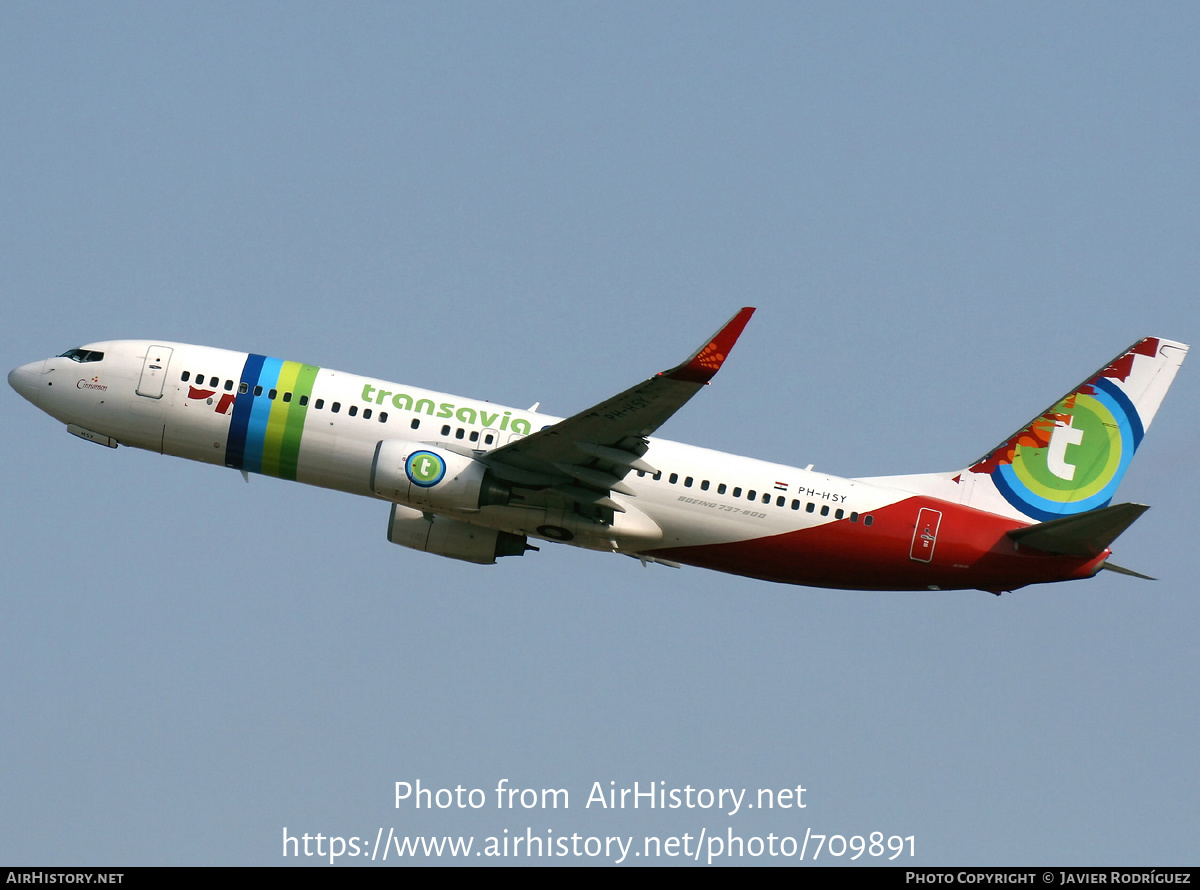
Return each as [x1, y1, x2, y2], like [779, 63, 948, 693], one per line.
[662, 307, 756, 384]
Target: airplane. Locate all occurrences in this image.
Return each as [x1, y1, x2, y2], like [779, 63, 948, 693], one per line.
[7, 309, 1188, 594]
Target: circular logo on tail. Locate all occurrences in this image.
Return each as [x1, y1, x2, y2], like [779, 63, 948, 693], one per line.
[405, 451, 446, 487]
[994, 382, 1137, 519]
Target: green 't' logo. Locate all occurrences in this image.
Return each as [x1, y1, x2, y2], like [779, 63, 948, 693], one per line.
[405, 450, 446, 488]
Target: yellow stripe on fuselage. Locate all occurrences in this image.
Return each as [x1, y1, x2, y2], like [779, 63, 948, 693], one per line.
[261, 360, 302, 477]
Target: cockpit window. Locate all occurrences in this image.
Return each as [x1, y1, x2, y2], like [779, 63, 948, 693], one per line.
[59, 348, 104, 363]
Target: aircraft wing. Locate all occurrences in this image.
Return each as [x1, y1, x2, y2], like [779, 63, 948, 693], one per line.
[482, 307, 755, 511]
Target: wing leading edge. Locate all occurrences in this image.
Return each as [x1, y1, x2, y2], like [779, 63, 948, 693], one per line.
[482, 307, 756, 511]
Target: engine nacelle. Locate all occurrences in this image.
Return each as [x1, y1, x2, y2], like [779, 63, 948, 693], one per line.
[387, 504, 530, 564]
[370, 440, 510, 512]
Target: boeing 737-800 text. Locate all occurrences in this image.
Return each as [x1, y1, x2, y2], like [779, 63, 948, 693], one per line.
[8, 309, 1188, 593]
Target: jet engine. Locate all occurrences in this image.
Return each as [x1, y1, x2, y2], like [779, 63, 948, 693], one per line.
[370, 440, 510, 512]
[387, 504, 532, 564]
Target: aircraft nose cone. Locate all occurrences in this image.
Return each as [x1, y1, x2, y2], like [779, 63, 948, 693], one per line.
[8, 361, 44, 403]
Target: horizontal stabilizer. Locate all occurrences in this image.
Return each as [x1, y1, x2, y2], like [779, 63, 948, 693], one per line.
[1007, 503, 1149, 557]
[1100, 561, 1155, 581]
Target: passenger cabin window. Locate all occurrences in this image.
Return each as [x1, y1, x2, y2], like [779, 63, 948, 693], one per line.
[669, 473, 678, 484]
[348, 405, 358, 417]
[299, 395, 308, 406]
[224, 380, 234, 391]
[253, 385, 263, 397]
[209, 376, 219, 387]
[282, 392, 292, 402]
[700, 480, 710, 491]
[717, 483, 726, 495]
[331, 402, 341, 413]
[363, 408, 372, 419]
[379, 412, 388, 422]
[441, 424, 451, 436]
[181, 371, 191, 382]
[411, 419, 421, 430]
[239, 382, 249, 394]
[314, 398, 324, 409]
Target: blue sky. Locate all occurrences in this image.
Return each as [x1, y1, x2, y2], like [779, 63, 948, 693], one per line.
[3, 2, 1197, 865]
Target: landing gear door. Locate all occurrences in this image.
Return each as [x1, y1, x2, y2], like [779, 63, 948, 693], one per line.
[136, 345, 174, 399]
[910, 507, 942, 563]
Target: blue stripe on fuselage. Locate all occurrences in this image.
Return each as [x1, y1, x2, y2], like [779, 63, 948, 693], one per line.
[225, 353, 266, 470]
[241, 356, 283, 474]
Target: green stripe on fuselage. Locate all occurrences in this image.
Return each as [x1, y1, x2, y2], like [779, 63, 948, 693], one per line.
[279, 363, 319, 480]
[261, 361, 319, 480]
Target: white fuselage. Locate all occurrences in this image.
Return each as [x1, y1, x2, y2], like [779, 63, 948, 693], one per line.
[11, 340, 898, 545]
[9, 338, 1110, 592]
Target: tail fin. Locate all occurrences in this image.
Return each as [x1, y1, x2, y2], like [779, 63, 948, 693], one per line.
[860, 337, 1188, 522]
[961, 337, 1188, 521]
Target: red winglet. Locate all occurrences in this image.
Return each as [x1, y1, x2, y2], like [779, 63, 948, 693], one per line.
[663, 307, 756, 384]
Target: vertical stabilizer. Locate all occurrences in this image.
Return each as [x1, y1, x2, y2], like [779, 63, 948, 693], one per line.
[960, 337, 1188, 521]
[858, 337, 1188, 523]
